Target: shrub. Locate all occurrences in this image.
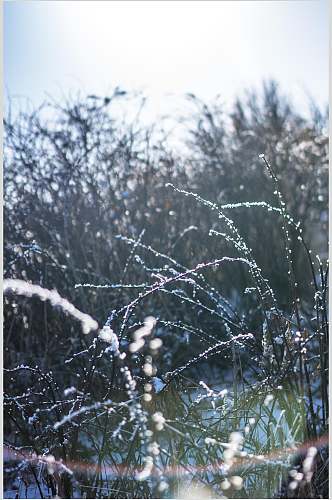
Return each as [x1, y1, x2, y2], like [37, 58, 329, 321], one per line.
[4, 82, 328, 499]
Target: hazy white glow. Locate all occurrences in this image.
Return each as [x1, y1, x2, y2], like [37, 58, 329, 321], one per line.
[4, 1, 328, 119]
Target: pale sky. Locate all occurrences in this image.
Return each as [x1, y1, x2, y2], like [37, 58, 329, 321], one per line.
[4, 1, 329, 121]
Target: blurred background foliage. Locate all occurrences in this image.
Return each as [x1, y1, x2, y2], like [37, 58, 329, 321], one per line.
[4, 80, 328, 373]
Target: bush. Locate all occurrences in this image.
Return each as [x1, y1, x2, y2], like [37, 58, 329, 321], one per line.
[4, 82, 328, 498]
